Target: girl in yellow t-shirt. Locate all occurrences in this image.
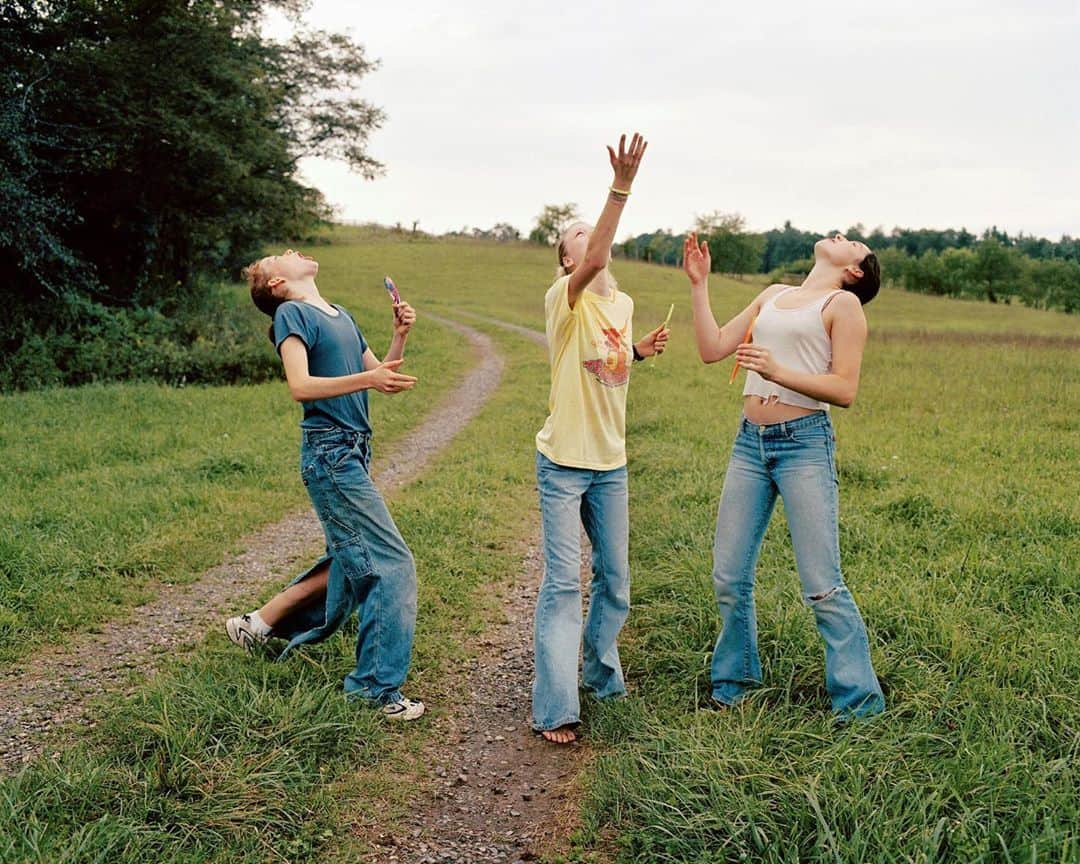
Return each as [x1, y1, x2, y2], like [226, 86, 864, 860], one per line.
[532, 133, 669, 744]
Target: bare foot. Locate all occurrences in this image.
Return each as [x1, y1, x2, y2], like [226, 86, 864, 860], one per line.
[540, 726, 577, 745]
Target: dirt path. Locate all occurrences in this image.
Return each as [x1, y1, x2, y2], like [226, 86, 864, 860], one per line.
[365, 318, 593, 864]
[372, 545, 589, 864]
[0, 313, 502, 773]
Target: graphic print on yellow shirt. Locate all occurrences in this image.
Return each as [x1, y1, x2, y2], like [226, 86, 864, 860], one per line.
[582, 324, 630, 387]
[536, 275, 635, 471]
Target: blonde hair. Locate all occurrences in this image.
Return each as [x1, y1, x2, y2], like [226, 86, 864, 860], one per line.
[553, 233, 618, 291]
[555, 236, 570, 278]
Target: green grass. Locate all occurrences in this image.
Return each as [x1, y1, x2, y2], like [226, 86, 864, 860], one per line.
[0, 323, 549, 863]
[1, 238, 1076, 863]
[0, 251, 464, 665]
[554, 254, 1078, 863]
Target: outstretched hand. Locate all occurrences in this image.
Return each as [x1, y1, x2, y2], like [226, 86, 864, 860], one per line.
[684, 232, 711, 286]
[370, 359, 417, 394]
[607, 132, 647, 191]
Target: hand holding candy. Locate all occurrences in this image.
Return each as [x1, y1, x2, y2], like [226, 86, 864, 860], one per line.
[729, 315, 757, 383]
[393, 302, 416, 337]
[384, 275, 402, 305]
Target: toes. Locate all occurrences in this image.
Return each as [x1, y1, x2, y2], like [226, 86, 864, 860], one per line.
[541, 727, 576, 745]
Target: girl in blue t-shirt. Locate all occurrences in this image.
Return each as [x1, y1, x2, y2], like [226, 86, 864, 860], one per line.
[225, 248, 426, 722]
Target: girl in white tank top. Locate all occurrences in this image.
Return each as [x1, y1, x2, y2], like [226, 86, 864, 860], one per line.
[742, 286, 845, 412]
[680, 231, 886, 720]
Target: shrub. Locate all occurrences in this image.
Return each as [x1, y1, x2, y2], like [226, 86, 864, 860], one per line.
[0, 289, 279, 392]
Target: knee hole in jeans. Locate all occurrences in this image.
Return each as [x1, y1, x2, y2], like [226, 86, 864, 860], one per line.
[806, 586, 840, 605]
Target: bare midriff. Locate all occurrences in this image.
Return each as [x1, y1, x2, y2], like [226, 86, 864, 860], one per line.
[741, 394, 820, 425]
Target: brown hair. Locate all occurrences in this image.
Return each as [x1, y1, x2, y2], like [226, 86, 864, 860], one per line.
[243, 258, 285, 342]
[847, 253, 880, 305]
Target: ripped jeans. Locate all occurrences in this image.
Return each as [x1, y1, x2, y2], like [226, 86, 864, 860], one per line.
[710, 412, 884, 718]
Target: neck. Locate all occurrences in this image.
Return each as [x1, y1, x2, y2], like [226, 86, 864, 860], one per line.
[799, 262, 846, 294]
[586, 269, 613, 298]
[285, 278, 321, 303]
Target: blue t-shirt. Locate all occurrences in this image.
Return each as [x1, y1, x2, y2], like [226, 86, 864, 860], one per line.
[273, 300, 371, 434]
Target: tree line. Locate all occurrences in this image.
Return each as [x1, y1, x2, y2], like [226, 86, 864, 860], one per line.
[530, 205, 1079, 313]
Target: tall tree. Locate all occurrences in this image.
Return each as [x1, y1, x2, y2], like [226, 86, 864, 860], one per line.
[2, 0, 384, 319]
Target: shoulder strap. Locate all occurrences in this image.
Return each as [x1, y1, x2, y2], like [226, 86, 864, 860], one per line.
[819, 289, 846, 313]
[767, 285, 798, 308]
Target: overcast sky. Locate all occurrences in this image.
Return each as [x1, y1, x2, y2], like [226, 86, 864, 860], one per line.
[264, 0, 1079, 241]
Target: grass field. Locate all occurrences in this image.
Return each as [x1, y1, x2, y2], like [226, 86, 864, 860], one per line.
[0, 273, 462, 665]
[1, 236, 1076, 863]
[1, 324, 549, 863]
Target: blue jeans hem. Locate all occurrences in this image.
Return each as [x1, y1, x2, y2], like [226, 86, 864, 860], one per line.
[531, 716, 580, 732]
[344, 689, 403, 708]
[712, 682, 756, 705]
[832, 695, 886, 723]
[585, 686, 627, 701]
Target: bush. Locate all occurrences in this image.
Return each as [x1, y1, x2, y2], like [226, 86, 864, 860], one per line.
[0, 289, 280, 392]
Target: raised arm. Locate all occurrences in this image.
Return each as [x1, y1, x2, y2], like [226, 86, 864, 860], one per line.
[364, 301, 416, 368]
[684, 233, 780, 363]
[280, 336, 416, 401]
[735, 291, 867, 408]
[567, 132, 648, 309]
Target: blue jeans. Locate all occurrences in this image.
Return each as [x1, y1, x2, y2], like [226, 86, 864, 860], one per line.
[533, 451, 630, 731]
[274, 427, 417, 706]
[711, 412, 885, 719]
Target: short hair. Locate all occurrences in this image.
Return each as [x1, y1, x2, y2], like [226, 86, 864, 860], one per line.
[242, 259, 284, 343]
[847, 253, 880, 305]
[243, 259, 284, 317]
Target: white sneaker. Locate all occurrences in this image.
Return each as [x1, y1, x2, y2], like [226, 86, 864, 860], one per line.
[225, 614, 269, 652]
[380, 697, 426, 722]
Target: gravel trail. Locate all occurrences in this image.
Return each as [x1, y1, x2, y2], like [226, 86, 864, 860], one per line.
[0, 314, 502, 773]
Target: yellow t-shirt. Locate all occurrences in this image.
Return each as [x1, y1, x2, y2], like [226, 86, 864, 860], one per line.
[535, 275, 635, 470]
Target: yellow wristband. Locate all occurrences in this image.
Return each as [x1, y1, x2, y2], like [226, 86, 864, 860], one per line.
[609, 186, 631, 197]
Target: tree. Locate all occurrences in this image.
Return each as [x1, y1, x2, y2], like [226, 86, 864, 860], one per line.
[1028, 258, 1080, 312]
[2, 0, 384, 320]
[694, 211, 745, 236]
[646, 230, 680, 266]
[762, 220, 818, 271]
[0, 54, 92, 303]
[972, 239, 1021, 303]
[730, 233, 766, 276]
[529, 203, 579, 246]
[694, 211, 764, 275]
[490, 222, 521, 242]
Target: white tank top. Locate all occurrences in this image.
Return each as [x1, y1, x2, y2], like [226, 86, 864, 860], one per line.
[742, 287, 843, 411]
